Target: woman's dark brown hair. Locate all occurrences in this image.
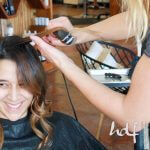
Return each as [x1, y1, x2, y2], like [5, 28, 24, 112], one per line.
[0, 36, 53, 149]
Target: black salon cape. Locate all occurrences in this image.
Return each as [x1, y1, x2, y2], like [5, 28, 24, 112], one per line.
[0, 111, 107, 150]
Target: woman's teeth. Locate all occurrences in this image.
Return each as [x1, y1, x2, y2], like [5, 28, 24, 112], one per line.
[6, 102, 22, 109]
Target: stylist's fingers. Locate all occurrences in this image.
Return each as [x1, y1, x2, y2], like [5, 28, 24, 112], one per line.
[41, 17, 74, 46]
[30, 35, 67, 65]
[43, 35, 66, 46]
[30, 35, 56, 62]
[47, 16, 73, 31]
[30, 35, 49, 50]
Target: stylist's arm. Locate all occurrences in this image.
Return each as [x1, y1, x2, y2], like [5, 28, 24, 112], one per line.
[43, 12, 134, 46]
[30, 35, 150, 133]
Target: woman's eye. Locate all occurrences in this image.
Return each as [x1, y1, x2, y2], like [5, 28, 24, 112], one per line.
[19, 83, 25, 87]
[0, 83, 9, 88]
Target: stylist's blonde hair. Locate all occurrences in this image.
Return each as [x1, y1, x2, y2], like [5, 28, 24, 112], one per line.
[122, 0, 149, 40]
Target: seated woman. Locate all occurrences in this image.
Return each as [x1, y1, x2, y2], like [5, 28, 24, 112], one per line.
[0, 36, 106, 150]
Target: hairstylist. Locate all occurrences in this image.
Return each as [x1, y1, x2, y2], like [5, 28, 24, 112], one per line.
[30, 0, 150, 132]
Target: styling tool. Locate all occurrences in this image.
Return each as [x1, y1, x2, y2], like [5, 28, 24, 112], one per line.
[18, 27, 76, 46]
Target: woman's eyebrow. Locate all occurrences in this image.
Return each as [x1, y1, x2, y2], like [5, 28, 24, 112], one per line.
[0, 80, 8, 82]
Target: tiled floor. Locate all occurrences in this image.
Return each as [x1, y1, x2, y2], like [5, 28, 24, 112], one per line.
[45, 3, 135, 150]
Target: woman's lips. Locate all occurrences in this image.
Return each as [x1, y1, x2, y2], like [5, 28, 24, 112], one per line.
[5, 102, 24, 112]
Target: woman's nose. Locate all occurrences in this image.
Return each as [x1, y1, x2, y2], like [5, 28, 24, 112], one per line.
[8, 86, 20, 102]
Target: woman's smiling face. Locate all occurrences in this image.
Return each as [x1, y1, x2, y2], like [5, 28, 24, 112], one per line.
[0, 59, 33, 121]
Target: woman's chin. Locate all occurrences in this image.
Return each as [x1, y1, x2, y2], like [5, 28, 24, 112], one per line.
[1, 101, 28, 121]
[3, 111, 27, 121]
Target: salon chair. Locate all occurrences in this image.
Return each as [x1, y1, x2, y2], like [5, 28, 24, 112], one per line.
[76, 40, 150, 149]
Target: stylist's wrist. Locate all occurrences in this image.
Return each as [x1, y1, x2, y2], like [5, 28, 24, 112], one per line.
[70, 27, 100, 44]
[47, 50, 74, 69]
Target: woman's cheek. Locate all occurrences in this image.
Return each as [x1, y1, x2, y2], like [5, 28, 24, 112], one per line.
[0, 89, 8, 100]
[20, 88, 33, 100]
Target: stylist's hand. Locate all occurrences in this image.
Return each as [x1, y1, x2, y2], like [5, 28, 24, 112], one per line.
[30, 35, 73, 67]
[44, 16, 74, 46]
